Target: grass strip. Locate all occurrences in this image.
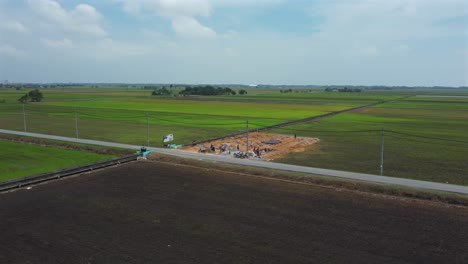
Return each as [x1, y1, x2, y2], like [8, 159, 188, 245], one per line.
[147, 153, 468, 207]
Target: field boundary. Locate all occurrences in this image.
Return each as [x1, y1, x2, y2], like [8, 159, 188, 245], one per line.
[2, 129, 467, 194]
[187, 96, 411, 146]
[0, 154, 138, 192]
[148, 154, 468, 206]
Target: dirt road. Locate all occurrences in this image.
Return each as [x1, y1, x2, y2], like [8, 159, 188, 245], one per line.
[1, 161, 467, 263]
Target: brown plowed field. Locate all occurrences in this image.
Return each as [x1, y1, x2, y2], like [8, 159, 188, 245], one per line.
[1, 161, 467, 263]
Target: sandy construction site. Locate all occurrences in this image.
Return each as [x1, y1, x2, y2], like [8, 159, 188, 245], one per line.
[179, 132, 319, 161]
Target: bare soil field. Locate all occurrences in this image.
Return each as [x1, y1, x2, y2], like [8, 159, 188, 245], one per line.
[181, 132, 319, 161]
[1, 161, 467, 264]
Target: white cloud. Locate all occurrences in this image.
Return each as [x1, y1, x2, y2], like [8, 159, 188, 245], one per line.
[1, 0, 466, 85]
[396, 44, 411, 52]
[122, 0, 211, 17]
[41, 38, 73, 49]
[222, 30, 240, 39]
[121, 0, 216, 38]
[72, 4, 103, 22]
[311, 0, 467, 40]
[141, 28, 165, 39]
[1, 21, 29, 34]
[172, 16, 216, 38]
[28, 0, 106, 37]
[83, 38, 155, 59]
[225, 47, 239, 57]
[304, 0, 468, 61]
[351, 45, 380, 57]
[0, 44, 26, 58]
[211, 0, 284, 8]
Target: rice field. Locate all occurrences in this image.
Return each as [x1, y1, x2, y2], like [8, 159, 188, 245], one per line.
[0, 140, 114, 182]
[1, 87, 467, 185]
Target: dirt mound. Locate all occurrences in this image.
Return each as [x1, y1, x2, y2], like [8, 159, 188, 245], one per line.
[180, 132, 319, 161]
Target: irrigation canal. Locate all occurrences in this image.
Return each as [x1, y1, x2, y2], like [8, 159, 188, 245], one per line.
[1, 128, 468, 195]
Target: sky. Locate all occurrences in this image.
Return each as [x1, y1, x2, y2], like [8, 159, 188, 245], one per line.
[0, 0, 467, 86]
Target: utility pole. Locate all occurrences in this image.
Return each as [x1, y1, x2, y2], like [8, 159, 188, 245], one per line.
[246, 119, 249, 154]
[380, 128, 385, 176]
[74, 107, 79, 139]
[22, 103, 27, 132]
[146, 112, 149, 147]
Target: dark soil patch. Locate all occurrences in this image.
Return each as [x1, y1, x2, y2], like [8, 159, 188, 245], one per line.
[1, 161, 467, 263]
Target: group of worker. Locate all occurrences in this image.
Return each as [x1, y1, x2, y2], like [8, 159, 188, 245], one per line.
[206, 143, 262, 157]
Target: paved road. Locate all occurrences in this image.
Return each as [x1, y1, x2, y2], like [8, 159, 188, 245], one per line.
[2, 129, 468, 195]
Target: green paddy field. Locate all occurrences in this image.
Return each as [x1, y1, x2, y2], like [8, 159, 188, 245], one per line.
[1, 87, 467, 185]
[0, 140, 114, 182]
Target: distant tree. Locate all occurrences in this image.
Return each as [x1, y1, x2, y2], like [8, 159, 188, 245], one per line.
[151, 87, 171, 96]
[179, 85, 234, 96]
[28, 89, 43, 102]
[239, 89, 248, 95]
[336, 87, 361, 93]
[18, 94, 29, 103]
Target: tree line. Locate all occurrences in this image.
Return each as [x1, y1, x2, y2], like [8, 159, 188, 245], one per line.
[325, 87, 362, 93]
[151, 85, 248, 96]
[179, 85, 235, 96]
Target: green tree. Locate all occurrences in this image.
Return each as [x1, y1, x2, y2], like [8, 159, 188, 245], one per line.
[151, 87, 171, 96]
[239, 89, 248, 95]
[18, 94, 29, 103]
[28, 89, 43, 102]
[179, 86, 234, 96]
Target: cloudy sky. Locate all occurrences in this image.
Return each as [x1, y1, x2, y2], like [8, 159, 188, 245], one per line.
[0, 0, 467, 86]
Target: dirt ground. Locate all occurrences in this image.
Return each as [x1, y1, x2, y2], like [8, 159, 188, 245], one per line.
[180, 132, 319, 161]
[1, 161, 467, 264]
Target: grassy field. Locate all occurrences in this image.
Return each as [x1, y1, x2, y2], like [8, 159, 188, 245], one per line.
[0, 140, 115, 182]
[0, 88, 379, 146]
[274, 97, 468, 185]
[1, 87, 468, 185]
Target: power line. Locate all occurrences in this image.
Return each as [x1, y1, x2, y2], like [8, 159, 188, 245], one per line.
[273, 126, 381, 134]
[152, 116, 246, 126]
[9, 105, 468, 146]
[386, 130, 468, 145]
[384, 134, 468, 152]
[248, 122, 468, 144]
